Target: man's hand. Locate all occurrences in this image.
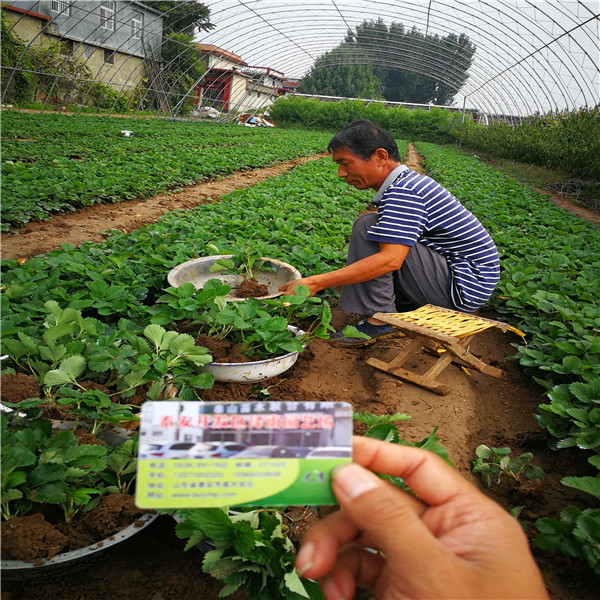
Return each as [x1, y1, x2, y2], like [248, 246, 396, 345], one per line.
[279, 276, 321, 297]
[296, 436, 549, 600]
[279, 243, 409, 299]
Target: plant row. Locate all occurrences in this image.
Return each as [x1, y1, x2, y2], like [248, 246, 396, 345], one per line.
[0, 157, 374, 389]
[454, 107, 600, 180]
[0, 112, 333, 231]
[271, 95, 463, 144]
[415, 142, 600, 573]
[271, 96, 600, 179]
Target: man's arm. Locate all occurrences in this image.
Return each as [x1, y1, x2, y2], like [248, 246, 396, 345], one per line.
[279, 243, 410, 296]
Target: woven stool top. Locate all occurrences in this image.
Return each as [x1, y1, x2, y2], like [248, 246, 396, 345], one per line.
[380, 304, 525, 339]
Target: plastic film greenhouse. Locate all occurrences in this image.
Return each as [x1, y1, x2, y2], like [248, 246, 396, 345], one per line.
[1, 1, 599, 598]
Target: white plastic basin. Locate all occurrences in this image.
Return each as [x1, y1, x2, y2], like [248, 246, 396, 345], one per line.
[203, 326, 305, 383]
[167, 255, 301, 301]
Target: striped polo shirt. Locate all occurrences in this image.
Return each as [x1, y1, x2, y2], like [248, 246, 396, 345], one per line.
[368, 165, 500, 312]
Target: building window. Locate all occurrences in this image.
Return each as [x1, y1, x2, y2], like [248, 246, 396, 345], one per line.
[100, 1, 115, 31]
[51, 0, 71, 15]
[104, 49, 115, 65]
[132, 12, 143, 40]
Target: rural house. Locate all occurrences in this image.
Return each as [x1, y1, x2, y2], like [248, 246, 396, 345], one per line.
[2, 1, 163, 103]
[194, 43, 286, 114]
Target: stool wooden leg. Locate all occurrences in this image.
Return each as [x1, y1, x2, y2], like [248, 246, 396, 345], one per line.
[366, 335, 452, 395]
[384, 336, 424, 369]
[447, 337, 504, 378]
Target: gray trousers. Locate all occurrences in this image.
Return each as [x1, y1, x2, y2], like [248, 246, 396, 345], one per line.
[338, 213, 455, 316]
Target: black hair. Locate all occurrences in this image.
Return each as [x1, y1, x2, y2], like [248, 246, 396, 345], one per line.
[327, 119, 401, 161]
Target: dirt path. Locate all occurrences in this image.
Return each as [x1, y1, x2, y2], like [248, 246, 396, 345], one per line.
[1, 154, 327, 260]
[3, 144, 596, 261]
[534, 186, 600, 226]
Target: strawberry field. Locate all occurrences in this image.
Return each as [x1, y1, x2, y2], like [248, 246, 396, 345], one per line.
[1, 113, 332, 231]
[1, 111, 599, 599]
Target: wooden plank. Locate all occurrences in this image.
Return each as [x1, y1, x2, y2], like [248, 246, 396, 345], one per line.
[383, 336, 424, 369]
[420, 350, 455, 381]
[445, 339, 504, 378]
[366, 357, 451, 395]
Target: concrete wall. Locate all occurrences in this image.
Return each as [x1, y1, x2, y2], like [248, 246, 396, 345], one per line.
[3, 1, 163, 97]
[6, 1, 163, 57]
[3, 7, 49, 47]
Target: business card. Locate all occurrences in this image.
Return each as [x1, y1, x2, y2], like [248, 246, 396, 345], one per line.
[135, 400, 353, 508]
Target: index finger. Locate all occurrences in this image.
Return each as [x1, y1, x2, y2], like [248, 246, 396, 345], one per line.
[351, 436, 474, 506]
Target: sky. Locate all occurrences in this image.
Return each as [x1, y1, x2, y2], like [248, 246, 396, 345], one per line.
[195, 0, 600, 116]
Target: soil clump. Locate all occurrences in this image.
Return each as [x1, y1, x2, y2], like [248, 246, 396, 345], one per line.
[196, 333, 252, 363]
[233, 278, 270, 298]
[1, 494, 147, 561]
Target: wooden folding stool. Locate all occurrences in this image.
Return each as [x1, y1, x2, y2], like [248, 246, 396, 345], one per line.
[365, 304, 525, 395]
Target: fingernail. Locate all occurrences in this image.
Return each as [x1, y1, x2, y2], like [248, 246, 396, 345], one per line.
[323, 577, 346, 600]
[296, 541, 314, 577]
[333, 463, 379, 500]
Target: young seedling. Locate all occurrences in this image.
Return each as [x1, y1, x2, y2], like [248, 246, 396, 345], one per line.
[174, 506, 322, 600]
[207, 243, 274, 281]
[471, 445, 545, 487]
[353, 413, 453, 491]
[1, 415, 108, 523]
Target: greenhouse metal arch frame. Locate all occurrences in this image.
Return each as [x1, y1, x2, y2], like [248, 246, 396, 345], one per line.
[1, 0, 598, 121]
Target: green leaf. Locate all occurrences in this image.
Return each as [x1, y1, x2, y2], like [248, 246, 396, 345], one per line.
[42, 322, 76, 343]
[29, 463, 68, 487]
[570, 380, 600, 404]
[43, 355, 86, 387]
[179, 508, 235, 543]
[43, 370, 74, 388]
[284, 571, 310, 598]
[562, 355, 583, 372]
[169, 333, 197, 355]
[144, 323, 168, 351]
[198, 546, 224, 567]
[69, 487, 100, 505]
[340, 325, 370, 340]
[475, 444, 493, 459]
[561, 475, 600, 500]
[30, 481, 69, 503]
[218, 571, 247, 597]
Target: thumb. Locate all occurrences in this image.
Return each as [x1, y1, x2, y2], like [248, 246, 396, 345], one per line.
[331, 463, 443, 570]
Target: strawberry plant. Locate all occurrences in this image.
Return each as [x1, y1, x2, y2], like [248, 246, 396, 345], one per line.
[471, 445, 545, 488]
[152, 281, 334, 360]
[1, 112, 334, 231]
[207, 242, 276, 282]
[174, 507, 323, 600]
[1, 415, 108, 523]
[536, 506, 600, 575]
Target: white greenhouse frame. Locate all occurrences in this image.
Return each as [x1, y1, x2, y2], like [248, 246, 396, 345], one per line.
[1, 1, 598, 123]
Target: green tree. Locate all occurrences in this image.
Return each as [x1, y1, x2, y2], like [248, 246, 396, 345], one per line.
[139, 2, 214, 113]
[299, 42, 383, 99]
[301, 18, 475, 106]
[139, 1, 214, 35]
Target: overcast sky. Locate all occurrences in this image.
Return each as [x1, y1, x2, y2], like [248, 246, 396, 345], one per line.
[195, 0, 600, 116]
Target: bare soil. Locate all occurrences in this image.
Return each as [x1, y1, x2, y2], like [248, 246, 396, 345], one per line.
[0, 155, 327, 261]
[2, 147, 599, 599]
[1, 494, 147, 561]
